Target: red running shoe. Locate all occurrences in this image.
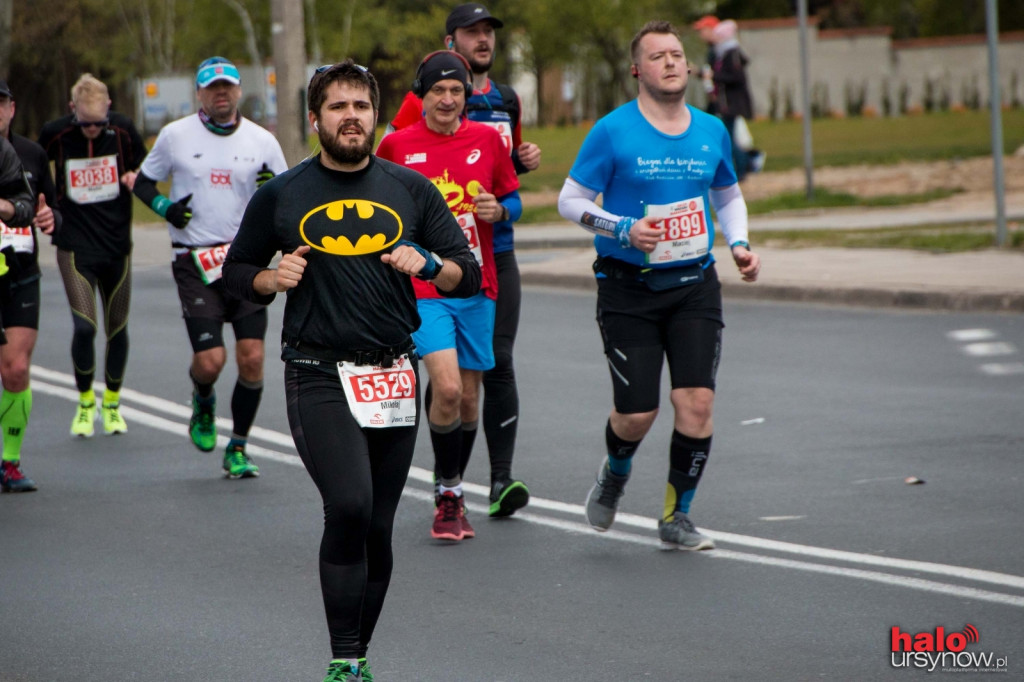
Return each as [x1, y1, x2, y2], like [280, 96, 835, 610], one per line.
[431, 491, 465, 541]
[1, 460, 38, 493]
[459, 499, 475, 539]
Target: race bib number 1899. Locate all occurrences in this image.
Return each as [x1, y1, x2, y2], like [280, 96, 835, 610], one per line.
[644, 196, 710, 265]
[338, 354, 418, 428]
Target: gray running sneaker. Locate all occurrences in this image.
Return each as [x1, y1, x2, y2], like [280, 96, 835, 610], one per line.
[658, 511, 715, 551]
[585, 462, 629, 531]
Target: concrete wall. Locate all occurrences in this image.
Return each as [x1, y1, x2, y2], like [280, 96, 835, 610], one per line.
[736, 17, 1024, 119]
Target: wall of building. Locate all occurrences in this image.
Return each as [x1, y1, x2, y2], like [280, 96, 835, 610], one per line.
[736, 18, 1024, 119]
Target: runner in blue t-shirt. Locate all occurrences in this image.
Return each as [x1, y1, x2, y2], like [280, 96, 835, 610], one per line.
[558, 20, 760, 551]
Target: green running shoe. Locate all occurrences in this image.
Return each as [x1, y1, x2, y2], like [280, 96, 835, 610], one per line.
[488, 477, 530, 517]
[323, 659, 361, 682]
[358, 658, 373, 682]
[70, 402, 96, 438]
[189, 394, 217, 452]
[102, 402, 128, 435]
[223, 444, 259, 479]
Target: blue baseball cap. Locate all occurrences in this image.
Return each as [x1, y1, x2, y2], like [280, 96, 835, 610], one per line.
[196, 57, 241, 88]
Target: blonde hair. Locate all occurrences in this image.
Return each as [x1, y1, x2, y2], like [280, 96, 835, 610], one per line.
[70, 74, 109, 108]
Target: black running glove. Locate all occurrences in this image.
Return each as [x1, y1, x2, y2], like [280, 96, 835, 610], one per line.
[165, 194, 193, 230]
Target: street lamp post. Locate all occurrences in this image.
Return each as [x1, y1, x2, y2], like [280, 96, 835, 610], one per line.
[985, 0, 1008, 247]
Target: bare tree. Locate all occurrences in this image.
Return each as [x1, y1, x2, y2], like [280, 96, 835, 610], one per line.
[116, 0, 176, 73]
[221, 0, 266, 112]
[221, 0, 262, 71]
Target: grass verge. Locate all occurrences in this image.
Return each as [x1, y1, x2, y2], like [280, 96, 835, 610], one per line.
[753, 223, 1023, 252]
[745, 188, 962, 215]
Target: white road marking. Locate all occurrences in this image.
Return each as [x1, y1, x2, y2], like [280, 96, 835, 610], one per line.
[947, 328, 997, 342]
[30, 364, 1024, 607]
[962, 341, 1016, 357]
[759, 515, 806, 521]
[979, 362, 1024, 376]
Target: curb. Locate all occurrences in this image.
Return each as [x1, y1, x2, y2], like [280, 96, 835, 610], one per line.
[519, 271, 1024, 313]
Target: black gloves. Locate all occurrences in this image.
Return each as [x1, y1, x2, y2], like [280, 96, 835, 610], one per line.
[256, 163, 275, 188]
[166, 194, 193, 230]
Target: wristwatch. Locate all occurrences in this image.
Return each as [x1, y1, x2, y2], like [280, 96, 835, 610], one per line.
[414, 251, 444, 280]
[730, 240, 750, 250]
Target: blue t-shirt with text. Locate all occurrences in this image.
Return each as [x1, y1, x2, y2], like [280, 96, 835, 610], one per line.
[569, 101, 736, 268]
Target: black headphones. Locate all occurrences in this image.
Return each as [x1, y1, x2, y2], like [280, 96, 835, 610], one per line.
[631, 64, 639, 78]
[411, 50, 473, 97]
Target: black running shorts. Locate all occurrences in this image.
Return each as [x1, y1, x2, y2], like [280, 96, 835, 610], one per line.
[172, 252, 268, 352]
[596, 263, 724, 414]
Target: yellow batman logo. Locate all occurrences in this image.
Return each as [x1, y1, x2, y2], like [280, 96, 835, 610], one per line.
[299, 200, 403, 256]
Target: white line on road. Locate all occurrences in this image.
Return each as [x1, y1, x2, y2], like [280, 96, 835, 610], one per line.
[947, 328, 997, 342]
[962, 341, 1017, 357]
[406, 488, 1024, 609]
[30, 365, 1024, 606]
[979, 362, 1024, 376]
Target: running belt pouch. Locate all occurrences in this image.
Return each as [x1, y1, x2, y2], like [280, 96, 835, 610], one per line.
[642, 264, 705, 292]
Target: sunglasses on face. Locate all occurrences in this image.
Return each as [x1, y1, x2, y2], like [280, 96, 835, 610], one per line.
[74, 118, 109, 128]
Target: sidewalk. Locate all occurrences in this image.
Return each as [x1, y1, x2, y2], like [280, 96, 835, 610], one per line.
[513, 195, 1023, 312]
[55, 201, 1022, 313]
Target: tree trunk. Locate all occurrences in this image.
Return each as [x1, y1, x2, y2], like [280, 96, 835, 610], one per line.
[271, 0, 307, 165]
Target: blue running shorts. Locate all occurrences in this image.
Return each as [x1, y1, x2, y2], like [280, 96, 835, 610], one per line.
[413, 293, 496, 371]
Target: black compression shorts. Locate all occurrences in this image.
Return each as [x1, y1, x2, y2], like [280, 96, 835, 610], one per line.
[172, 251, 268, 352]
[0, 278, 41, 332]
[596, 263, 724, 414]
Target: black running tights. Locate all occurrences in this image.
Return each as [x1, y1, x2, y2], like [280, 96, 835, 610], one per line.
[56, 250, 131, 393]
[482, 250, 521, 480]
[285, 361, 419, 659]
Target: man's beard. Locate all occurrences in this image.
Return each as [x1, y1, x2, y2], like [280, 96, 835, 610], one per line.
[319, 125, 375, 165]
[466, 54, 493, 75]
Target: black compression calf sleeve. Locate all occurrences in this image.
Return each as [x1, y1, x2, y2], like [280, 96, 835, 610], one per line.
[231, 378, 263, 438]
[459, 420, 478, 477]
[667, 431, 713, 516]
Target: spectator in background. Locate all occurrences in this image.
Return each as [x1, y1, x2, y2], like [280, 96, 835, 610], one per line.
[701, 18, 765, 181]
[692, 15, 721, 116]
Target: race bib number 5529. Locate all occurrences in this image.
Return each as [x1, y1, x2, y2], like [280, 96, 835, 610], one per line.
[338, 355, 417, 428]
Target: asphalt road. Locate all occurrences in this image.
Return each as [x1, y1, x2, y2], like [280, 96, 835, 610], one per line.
[2, 264, 1022, 681]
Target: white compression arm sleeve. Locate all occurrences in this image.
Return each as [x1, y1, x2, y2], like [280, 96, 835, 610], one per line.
[710, 183, 750, 246]
[557, 177, 623, 239]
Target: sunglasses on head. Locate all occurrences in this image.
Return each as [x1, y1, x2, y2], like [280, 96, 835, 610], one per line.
[315, 63, 369, 74]
[74, 118, 109, 128]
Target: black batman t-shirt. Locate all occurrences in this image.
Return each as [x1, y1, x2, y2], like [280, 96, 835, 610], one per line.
[223, 155, 480, 352]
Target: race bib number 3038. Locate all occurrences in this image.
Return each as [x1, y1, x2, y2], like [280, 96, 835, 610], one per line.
[66, 155, 120, 205]
[644, 196, 710, 265]
[338, 355, 418, 428]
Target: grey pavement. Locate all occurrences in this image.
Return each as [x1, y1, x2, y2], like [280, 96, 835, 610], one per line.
[80, 196, 1024, 314]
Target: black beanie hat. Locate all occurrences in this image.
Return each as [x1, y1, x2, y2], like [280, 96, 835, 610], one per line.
[415, 52, 472, 97]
